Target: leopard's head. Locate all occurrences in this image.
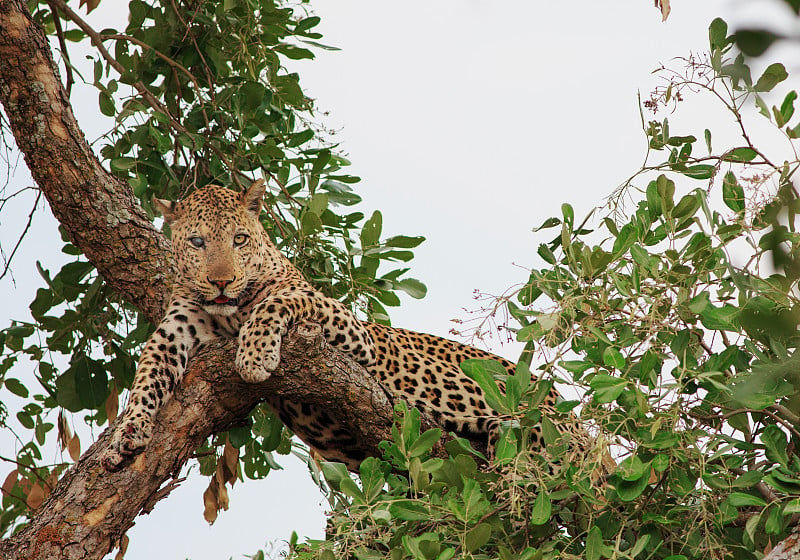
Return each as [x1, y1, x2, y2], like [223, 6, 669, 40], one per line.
[154, 180, 277, 316]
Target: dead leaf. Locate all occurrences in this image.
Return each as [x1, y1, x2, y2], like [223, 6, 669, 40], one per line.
[68, 433, 81, 462]
[79, 0, 102, 13]
[1, 469, 18, 497]
[105, 386, 119, 424]
[26, 482, 45, 510]
[654, 0, 671, 21]
[46, 470, 59, 493]
[57, 411, 72, 452]
[202, 479, 219, 524]
[221, 438, 239, 486]
[114, 534, 130, 560]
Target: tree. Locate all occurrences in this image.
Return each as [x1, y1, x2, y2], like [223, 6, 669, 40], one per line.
[0, 0, 430, 558]
[3, 2, 800, 560]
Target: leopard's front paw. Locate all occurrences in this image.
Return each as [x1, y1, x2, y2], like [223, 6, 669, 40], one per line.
[235, 328, 281, 383]
[101, 415, 153, 472]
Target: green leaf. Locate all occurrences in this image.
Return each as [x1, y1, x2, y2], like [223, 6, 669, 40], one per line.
[754, 62, 788, 92]
[728, 492, 767, 507]
[761, 425, 789, 467]
[722, 147, 757, 162]
[408, 428, 442, 458]
[360, 211, 382, 247]
[585, 526, 610, 560]
[589, 373, 627, 404]
[55, 367, 83, 413]
[722, 171, 745, 212]
[74, 357, 109, 409]
[530, 490, 552, 525]
[612, 472, 650, 501]
[709, 18, 729, 51]
[602, 347, 625, 371]
[735, 30, 781, 57]
[533, 217, 560, 231]
[385, 235, 425, 249]
[779, 90, 797, 125]
[389, 500, 430, 520]
[616, 455, 650, 482]
[3, 378, 28, 398]
[494, 425, 517, 464]
[699, 305, 739, 331]
[465, 523, 492, 552]
[460, 360, 511, 414]
[99, 91, 116, 117]
[396, 278, 427, 299]
[681, 164, 715, 180]
[672, 192, 700, 220]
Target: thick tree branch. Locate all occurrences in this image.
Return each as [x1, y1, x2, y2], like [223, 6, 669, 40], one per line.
[0, 0, 170, 323]
[0, 2, 442, 559]
[0, 324, 409, 560]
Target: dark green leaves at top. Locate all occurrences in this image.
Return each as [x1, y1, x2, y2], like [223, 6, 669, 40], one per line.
[735, 30, 783, 58]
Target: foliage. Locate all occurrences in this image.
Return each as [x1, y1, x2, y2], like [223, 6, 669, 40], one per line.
[273, 18, 800, 560]
[0, 0, 425, 536]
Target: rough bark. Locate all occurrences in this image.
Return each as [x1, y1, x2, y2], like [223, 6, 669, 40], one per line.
[0, 1, 427, 559]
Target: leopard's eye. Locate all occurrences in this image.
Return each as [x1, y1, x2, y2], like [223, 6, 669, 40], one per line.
[233, 233, 249, 246]
[188, 236, 205, 248]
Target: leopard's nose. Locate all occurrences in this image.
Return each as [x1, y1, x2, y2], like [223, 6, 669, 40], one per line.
[207, 277, 233, 290]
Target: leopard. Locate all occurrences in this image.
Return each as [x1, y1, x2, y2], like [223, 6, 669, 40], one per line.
[101, 180, 567, 472]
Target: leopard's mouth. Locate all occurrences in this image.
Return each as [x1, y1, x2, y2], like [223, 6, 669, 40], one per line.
[203, 295, 239, 307]
[196, 283, 253, 309]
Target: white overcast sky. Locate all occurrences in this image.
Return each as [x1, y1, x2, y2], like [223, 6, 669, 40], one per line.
[1, 1, 799, 559]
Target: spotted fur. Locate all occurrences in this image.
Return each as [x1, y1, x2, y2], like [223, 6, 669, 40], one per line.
[101, 181, 563, 471]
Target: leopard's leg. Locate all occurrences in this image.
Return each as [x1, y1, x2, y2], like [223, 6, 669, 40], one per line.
[101, 295, 220, 471]
[235, 288, 376, 382]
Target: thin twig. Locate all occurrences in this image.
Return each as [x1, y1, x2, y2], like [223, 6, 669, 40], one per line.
[0, 190, 41, 281]
[45, 0, 74, 96]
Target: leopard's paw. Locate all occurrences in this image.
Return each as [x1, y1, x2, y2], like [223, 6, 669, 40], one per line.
[235, 325, 282, 383]
[101, 415, 153, 472]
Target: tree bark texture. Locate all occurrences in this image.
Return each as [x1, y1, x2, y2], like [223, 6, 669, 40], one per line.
[0, 1, 424, 559]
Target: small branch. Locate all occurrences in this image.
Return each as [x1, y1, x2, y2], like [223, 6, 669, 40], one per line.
[772, 404, 800, 426]
[0, 190, 41, 281]
[730, 467, 779, 504]
[45, 0, 73, 96]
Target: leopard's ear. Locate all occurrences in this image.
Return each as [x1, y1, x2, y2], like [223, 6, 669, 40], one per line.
[240, 179, 266, 217]
[153, 197, 179, 224]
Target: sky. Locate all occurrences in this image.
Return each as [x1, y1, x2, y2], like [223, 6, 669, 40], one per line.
[1, 1, 799, 559]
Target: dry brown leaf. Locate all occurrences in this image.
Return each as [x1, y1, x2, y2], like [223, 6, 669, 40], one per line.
[1, 469, 18, 497]
[114, 534, 130, 560]
[26, 482, 44, 510]
[57, 411, 72, 452]
[46, 470, 59, 493]
[68, 433, 81, 462]
[79, 0, 102, 14]
[202, 479, 219, 524]
[222, 438, 239, 486]
[217, 479, 229, 511]
[654, 0, 671, 21]
[105, 386, 119, 424]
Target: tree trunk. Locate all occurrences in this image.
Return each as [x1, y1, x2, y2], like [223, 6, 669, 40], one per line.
[0, 1, 431, 558]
